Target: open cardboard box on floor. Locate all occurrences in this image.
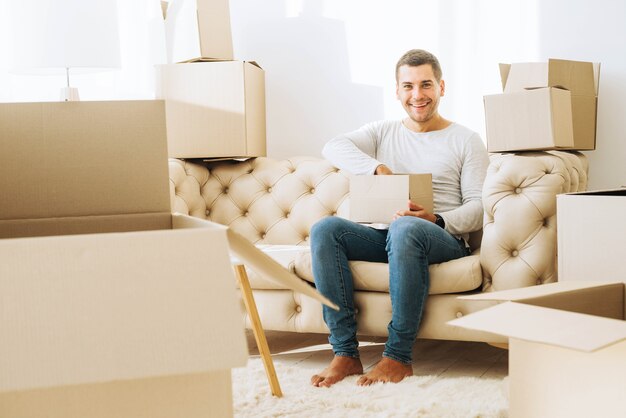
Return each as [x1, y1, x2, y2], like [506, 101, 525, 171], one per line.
[0, 101, 334, 418]
[557, 188, 626, 285]
[156, 61, 266, 159]
[484, 59, 600, 152]
[449, 281, 626, 418]
[162, 0, 234, 63]
[349, 174, 433, 224]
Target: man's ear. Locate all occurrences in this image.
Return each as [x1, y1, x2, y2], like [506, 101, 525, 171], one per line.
[439, 79, 446, 97]
[395, 83, 400, 100]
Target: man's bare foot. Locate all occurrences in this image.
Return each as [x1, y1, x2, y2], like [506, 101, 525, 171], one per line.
[357, 356, 413, 386]
[311, 356, 363, 387]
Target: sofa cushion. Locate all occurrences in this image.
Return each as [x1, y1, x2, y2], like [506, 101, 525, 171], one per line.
[244, 245, 482, 295]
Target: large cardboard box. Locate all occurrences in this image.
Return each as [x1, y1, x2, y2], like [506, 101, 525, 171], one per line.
[0, 101, 332, 417]
[163, 0, 234, 63]
[557, 188, 626, 284]
[449, 281, 626, 418]
[349, 174, 433, 224]
[484, 59, 600, 152]
[156, 61, 266, 159]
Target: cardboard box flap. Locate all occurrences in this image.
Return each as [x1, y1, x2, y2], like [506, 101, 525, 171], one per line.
[457, 281, 622, 301]
[172, 214, 338, 310]
[502, 62, 548, 93]
[548, 58, 597, 96]
[498, 63, 511, 91]
[0, 101, 170, 222]
[0, 222, 248, 392]
[457, 281, 624, 320]
[501, 59, 599, 96]
[164, 0, 233, 63]
[449, 301, 626, 352]
[562, 187, 626, 197]
[226, 227, 340, 310]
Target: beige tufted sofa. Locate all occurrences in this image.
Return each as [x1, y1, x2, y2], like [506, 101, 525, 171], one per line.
[169, 151, 588, 343]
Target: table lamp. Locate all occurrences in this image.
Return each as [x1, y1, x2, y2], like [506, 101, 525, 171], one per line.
[10, 0, 121, 101]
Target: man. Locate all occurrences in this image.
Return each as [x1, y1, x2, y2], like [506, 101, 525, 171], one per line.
[310, 49, 489, 387]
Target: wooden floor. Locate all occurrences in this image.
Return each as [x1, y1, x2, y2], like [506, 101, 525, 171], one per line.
[246, 330, 509, 380]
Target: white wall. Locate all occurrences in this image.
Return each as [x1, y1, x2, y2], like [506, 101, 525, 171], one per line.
[1, 0, 623, 189]
[229, 0, 625, 189]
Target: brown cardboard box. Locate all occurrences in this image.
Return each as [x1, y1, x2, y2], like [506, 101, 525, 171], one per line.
[349, 174, 433, 224]
[0, 101, 333, 417]
[450, 281, 626, 418]
[163, 0, 234, 63]
[557, 188, 626, 290]
[156, 61, 267, 159]
[484, 59, 600, 152]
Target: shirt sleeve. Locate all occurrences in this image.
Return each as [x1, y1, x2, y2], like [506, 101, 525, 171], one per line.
[322, 122, 384, 175]
[440, 133, 489, 235]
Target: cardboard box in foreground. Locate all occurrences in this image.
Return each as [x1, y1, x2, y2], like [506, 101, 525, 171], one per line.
[557, 188, 626, 285]
[0, 101, 332, 418]
[156, 61, 266, 159]
[349, 174, 433, 224]
[484, 59, 600, 152]
[163, 0, 234, 63]
[449, 281, 626, 418]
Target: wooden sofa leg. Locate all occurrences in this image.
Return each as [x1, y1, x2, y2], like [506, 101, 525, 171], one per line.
[234, 264, 283, 397]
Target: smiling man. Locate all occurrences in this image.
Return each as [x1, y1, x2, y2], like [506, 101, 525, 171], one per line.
[310, 49, 489, 387]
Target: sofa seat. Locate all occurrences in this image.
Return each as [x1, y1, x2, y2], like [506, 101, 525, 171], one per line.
[245, 245, 482, 295]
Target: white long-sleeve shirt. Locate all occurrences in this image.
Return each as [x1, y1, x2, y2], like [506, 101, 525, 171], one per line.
[322, 120, 489, 237]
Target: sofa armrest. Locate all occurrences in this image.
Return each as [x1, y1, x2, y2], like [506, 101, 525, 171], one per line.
[480, 151, 588, 292]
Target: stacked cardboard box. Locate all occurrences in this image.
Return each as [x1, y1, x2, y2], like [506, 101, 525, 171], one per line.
[158, 0, 267, 159]
[484, 59, 600, 152]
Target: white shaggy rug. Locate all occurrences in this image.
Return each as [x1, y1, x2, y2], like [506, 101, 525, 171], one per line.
[232, 359, 508, 418]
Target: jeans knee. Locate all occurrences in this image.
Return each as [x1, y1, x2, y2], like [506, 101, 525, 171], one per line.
[388, 216, 429, 246]
[310, 216, 346, 244]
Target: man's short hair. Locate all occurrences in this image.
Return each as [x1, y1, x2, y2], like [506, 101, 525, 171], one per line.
[395, 49, 442, 82]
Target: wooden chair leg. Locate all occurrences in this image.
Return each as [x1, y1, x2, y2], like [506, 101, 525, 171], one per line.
[234, 264, 283, 397]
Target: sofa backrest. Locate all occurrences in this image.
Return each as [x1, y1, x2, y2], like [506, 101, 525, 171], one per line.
[169, 157, 349, 245]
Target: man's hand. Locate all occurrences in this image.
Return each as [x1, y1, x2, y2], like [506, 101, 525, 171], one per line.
[393, 200, 436, 223]
[375, 164, 393, 175]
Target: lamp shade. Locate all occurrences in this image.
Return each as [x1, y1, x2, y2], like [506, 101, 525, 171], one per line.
[11, 0, 121, 74]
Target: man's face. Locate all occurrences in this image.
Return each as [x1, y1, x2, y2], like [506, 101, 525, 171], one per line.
[396, 64, 445, 125]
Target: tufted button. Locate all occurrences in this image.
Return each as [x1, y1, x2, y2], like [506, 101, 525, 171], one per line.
[243, 211, 248, 217]
[223, 187, 229, 194]
[310, 188, 315, 193]
[303, 235, 309, 241]
[247, 169, 253, 174]
[267, 187, 272, 193]
[261, 233, 267, 239]
[456, 312, 463, 318]
[205, 210, 210, 217]
[295, 305, 302, 313]
[514, 187, 522, 194]
[285, 211, 290, 218]
[331, 212, 337, 216]
[511, 250, 519, 257]
[536, 279, 542, 285]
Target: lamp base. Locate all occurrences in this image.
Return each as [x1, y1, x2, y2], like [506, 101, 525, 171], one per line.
[60, 87, 80, 101]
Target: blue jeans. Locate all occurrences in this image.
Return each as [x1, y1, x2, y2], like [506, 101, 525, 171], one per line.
[310, 216, 470, 364]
